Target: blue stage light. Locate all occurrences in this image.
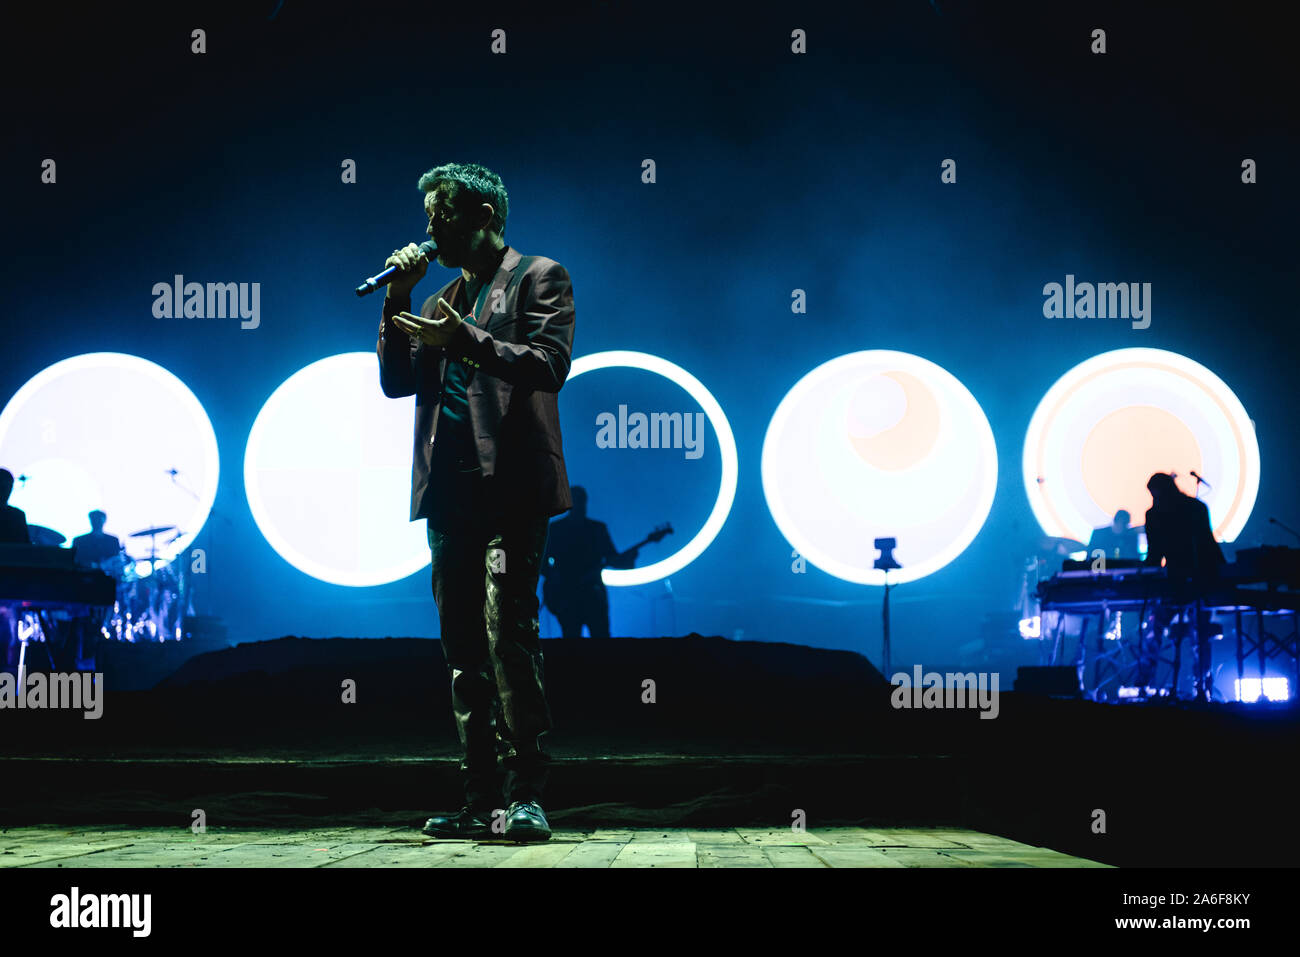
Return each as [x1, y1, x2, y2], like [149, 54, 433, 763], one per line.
[1235, 676, 1290, 703]
[565, 351, 738, 586]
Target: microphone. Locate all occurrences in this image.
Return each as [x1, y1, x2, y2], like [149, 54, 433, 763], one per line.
[1190, 470, 1212, 489]
[355, 241, 438, 297]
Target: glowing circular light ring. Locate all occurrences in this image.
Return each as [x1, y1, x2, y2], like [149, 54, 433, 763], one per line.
[761, 350, 998, 585]
[243, 353, 429, 587]
[1022, 348, 1259, 543]
[566, 351, 738, 586]
[0, 352, 219, 565]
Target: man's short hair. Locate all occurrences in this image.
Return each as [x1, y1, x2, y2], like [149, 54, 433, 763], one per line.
[1146, 473, 1179, 499]
[0, 468, 13, 499]
[89, 510, 107, 524]
[417, 162, 508, 238]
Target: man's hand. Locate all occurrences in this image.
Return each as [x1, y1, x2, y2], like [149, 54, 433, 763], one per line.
[391, 297, 463, 347]
[382, 242, 430, 297]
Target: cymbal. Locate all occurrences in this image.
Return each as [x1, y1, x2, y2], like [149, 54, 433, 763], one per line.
[28, 525, 66, 546]
[1038, 536, 1087, 554]
[129, 525, 177, 538]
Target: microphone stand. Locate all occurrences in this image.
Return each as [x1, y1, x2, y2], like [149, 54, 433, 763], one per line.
[1191, 471, 1212, 500]
[167, 469, 234, 624]
[1269, 518, 1300, 545]
[874, 538, 902, 677]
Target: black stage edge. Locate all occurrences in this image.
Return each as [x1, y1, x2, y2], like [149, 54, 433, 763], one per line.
[4, 634, 1298, 867]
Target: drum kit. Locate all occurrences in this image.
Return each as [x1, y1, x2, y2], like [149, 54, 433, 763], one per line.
[89, 525, 195, 642]
[1017, 535, 1089, 622]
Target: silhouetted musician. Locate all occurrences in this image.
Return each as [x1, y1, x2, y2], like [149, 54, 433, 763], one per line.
[540, 486, 638, 638]
[1142, 472, 1225, 699]
[0, 469, 30, 544]
[71, 510, 123, 569]
[67, 510, 121, 669]
[1087, 509, 1142, 561]
[1143, 473, 1225, 585]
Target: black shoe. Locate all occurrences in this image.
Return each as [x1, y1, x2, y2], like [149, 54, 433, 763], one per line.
[503, 800, 551, 842]
[422, 806, 496, 840]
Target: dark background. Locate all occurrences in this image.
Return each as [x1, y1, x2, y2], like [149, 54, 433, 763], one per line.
[3, 0, 1295, 666]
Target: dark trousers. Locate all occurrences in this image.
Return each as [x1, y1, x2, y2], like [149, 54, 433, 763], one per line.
[1146, 603, 1216, 699]
[556, 586, 610, 638]
[426, 453, 554, 813]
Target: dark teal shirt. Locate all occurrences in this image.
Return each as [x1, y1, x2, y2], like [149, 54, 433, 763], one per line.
[435, 274, 493, 469]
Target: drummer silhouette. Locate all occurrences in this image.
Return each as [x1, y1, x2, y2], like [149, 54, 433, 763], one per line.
[72, 510, 122, 568]
[65, 510, 122, 668]
[1087, 509, 1142, 561]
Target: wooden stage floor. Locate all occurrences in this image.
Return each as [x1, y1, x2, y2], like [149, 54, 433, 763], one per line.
[2, 825, 1110, 868]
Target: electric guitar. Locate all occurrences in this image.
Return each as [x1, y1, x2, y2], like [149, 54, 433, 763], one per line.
[542, 522, 673, 619]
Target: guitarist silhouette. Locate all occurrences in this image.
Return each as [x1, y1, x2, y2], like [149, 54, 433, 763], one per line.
[540, 486, 672, 637]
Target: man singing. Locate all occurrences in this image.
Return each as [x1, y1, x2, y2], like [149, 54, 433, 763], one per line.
[376, 163, 575, 842]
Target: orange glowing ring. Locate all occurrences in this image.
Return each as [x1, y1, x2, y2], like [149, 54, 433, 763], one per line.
[1023, 348, 1259, 544]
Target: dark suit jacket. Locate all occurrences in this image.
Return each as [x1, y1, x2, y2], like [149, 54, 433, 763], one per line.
[0, 504, 28, 544]
[376, 245, 574, 522]
[1145, 495, 1225, 583]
